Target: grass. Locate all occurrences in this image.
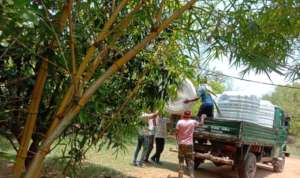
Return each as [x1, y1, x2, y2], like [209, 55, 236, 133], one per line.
[0, 135, 168, 178]
[288, 138, 300, 157]
[0, 135, 16, 162]
[1, 134, 299, 178]
[42, 136, 178, 178]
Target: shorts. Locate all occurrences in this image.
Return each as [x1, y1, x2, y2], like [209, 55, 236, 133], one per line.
[197, 103, 213, 117]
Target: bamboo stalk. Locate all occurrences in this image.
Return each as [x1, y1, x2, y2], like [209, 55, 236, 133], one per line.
[96, 76, 144, 140]
[40, 0, 129, 143]
[23, 2, 131, 177]
[12, 1, 74, 177]
[95, 0, 129, 42]
[68, 0, 76, 77]
[68, 0, 129, 86]
[13, 59, 48, 178]
[25, 1, 196, 177]
[43, 0, 131, 138]
[59, 0, 73, 32]
[83, 46, 110, 82]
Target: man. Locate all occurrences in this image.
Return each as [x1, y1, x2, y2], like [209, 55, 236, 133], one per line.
[143, 111, 158, 163]
[132, 111, 158, 166]
[184, 84, 214, 120]
[151, 115, 168, 164]
[176, 110, 204, 178]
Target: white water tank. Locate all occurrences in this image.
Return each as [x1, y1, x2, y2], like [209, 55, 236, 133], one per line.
[215, 91, 274, 128]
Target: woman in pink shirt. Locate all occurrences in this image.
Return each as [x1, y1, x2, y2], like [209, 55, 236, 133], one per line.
[176, 111, 204, 178]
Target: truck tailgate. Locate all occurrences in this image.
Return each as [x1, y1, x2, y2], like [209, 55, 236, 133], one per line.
[194, 119, 278, 146]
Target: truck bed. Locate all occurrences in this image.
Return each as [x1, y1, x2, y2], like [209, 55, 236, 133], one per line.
[194, 119, 278, 146]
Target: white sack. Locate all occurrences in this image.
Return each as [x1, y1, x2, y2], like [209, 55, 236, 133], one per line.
[166, 78, 197, 115]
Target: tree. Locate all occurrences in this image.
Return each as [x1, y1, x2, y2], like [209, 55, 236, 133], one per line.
[0, 0, 300, 177]
[263, 84, 300, 137]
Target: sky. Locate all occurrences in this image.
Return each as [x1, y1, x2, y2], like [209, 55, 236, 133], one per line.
[208, 59, 290, 98]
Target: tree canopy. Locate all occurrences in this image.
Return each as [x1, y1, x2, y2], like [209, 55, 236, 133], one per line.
[263, 84, 300, 137]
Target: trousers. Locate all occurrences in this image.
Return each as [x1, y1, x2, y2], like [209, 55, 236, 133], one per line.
[178, 144, 195, 178]
[151, 137, 165, 163]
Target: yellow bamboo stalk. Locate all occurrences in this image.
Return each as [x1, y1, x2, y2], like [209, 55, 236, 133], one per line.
[97, 76, 144, 140]
[44, 0, 130, 138]
[83, 46, 110, 82]
[13, 59, 48, 178]
[12, 1, 74, 177]
[68, 0, 76, 77]
[58, 0, 73, 32]
[82, 0, 144, 83]
[23, 2, 130, 177]
[95, 0, 129, 42]
[25, 1, 196, 177]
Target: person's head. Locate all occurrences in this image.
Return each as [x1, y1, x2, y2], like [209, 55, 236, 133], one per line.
[198, 84, 211, 94]
[181, 110, 192, 120]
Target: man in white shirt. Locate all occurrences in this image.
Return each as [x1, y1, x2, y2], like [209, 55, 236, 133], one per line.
[151, 115, 168, 164]
[143, 111, 158, 163]
[132, 111, 158, 166]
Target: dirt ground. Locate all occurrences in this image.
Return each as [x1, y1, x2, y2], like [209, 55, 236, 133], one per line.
[1, 154, 300, 178]
[125, 157, 300, 178]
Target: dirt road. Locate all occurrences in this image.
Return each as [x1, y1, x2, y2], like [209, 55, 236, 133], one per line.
[126, 157, 300, 178]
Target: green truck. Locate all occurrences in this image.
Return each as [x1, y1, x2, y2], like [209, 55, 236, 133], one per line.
[193, 106, 290, 178]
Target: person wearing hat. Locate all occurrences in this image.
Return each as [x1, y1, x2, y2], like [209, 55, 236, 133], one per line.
[176, 110, 204, 178]
[184, 84, 214, 121]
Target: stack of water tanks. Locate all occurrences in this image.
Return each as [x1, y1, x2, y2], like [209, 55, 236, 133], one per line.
[215, 91, 275, 128]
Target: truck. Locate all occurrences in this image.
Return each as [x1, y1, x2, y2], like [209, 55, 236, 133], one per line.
[193, 106, 290, 178]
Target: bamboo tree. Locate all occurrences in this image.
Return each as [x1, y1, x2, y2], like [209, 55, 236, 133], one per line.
[13, 59, 48, 178]
[13, 1, 74, 177]
[68, 0, 76, 84]
[25, 1, 197, 177]
[43, 0, 130, 141]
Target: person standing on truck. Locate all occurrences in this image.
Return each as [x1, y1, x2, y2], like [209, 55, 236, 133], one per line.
[184, 84, 214, 120]
[151, 115, 169, 164]
[132, 111, 158, 167]
[176, 110, 204, 178]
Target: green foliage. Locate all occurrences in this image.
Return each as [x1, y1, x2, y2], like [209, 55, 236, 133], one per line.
[263, 84, 300, 137]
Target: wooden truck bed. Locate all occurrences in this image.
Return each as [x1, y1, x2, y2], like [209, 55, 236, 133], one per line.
[194, 119, 278, 146]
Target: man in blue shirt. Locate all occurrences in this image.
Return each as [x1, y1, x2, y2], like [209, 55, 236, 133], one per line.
[184, 84, 214, 120]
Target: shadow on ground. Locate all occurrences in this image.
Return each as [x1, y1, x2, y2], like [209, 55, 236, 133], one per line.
[43, 157, 138, 178]
[144, 160, 277, 178]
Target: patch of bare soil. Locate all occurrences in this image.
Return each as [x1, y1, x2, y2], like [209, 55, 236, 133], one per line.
[126, 157, 300, 178]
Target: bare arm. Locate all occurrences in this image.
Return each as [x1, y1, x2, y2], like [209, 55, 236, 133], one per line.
[184, 97, 200, 103]
[141, 111, 159, 118]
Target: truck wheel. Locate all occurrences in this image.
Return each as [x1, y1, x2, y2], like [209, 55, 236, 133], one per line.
[194, 158, 204, 169]
[238, 152, 257, 178]
[273, 156, 285, 172]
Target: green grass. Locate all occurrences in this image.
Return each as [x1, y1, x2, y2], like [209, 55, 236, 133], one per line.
[0, 135, 16, 162]
[288, 138, 300, 157]
[40, 136, 178, 178]
[1, 134, 299, 178]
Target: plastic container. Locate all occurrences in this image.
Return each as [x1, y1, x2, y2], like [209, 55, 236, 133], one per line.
[215, 91, 275, 128]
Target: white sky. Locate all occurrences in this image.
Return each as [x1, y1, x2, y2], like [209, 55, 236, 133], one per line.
[208, 60, 290, 98]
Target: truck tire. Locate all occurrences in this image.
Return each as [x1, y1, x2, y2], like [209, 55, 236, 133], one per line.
[273, 156, 285, 172]
[238, 152, 257, 178]
[194, 158, 204, 169]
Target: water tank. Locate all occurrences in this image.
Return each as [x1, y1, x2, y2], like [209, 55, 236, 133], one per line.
[215, 91, 274, 128]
